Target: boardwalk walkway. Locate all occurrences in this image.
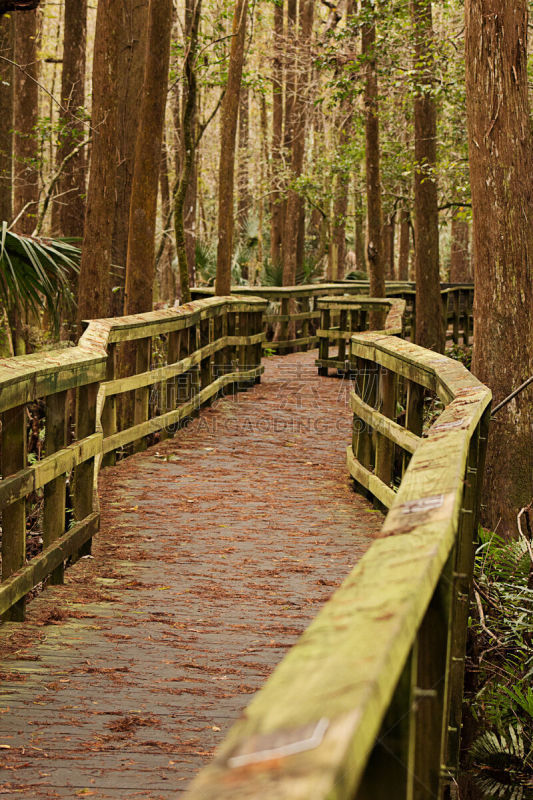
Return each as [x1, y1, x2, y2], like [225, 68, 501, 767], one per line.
[0, 352, 381, 799]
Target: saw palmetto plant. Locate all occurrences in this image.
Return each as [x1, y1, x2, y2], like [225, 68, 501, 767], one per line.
[0, 223, 80, 333]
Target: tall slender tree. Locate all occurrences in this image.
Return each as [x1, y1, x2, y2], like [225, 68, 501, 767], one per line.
[0, 13, 13, 223]
[282, 0, 313, 286]
[12, 6, 38, 235]
[124, 0, 172, 315]
[237, 83, 250, 240]
[465, 0, 533, 537]
[174, 0, 202, 304]
[411, 0, 444, 351]
[77, 0, 120, 325]
[270, 0, 284, 268]
[53, 0, 87, 239]
[111, 0, 149, 314]
[215, 0, 249, 295]
[449, 213, 470, 282]
[362, 0, 385, 324]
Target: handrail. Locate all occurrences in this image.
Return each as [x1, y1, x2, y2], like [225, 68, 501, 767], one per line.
[184, 332, 490, 800]
[316, 295, 406, 374]
[0, 295, 267, 620]
[191, 283, 474, 351]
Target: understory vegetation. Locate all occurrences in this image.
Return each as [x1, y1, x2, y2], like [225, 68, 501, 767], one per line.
[464, 524, 533, 799]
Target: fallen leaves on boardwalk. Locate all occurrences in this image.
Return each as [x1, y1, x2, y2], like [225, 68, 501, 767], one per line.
[0, 352, 382, 799]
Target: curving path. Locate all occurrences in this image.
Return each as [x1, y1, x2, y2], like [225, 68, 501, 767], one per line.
[0, 351, 382, 799]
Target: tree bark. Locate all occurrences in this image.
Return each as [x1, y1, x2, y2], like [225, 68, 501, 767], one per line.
[158, 132, 175, 303]
[111, 0, 149, 314]
[123, 0, 172, 316]
[411, 0, 444, 352]
[53, 0, 87, 239]
[0, 13, 13, 223]
[237, 83, 250, 240]
[282, 0, 313, 287]
[76, 0, 120, 325]
[362, 0, 384, 325]
[354, 176, 366, 273]
[215, 0, 248, 296]
[398, 206, 410, 280]
[449, 213, 470, 282]
[13, 7, 38, 235]
[331, 106, 353, 282]
[174, 0, 202, 304]
[270, 0, 283, 268]
[383, 212, 395, 279]
[465, 0, 533, 537]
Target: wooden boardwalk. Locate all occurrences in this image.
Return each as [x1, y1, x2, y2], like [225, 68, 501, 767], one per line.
[0, 352, 381, 799]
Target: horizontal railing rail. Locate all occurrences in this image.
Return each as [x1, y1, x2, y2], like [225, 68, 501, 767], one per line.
[184, 332, 490, 800]
[191, 283, 474, 350]
[0, 295, 267, 621]
[316, 295, 406, 374]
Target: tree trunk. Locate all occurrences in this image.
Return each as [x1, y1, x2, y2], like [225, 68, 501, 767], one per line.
[331, 106, 353, 282]
[76, 0, 120, 325]
[111, 0, 149, 315]
[158, 132, 175, 304]
[13, 8, 39, 235]
[449, 213, 471, 282]
[465, 0, 533, 538]
[270, 0, 283, 268]
[123, 0, 172, 316]
[0, 14, 13, 223]
[354, 179, 366, 273]
[411, 0, 444, 352]
[398, 206, 410, 280]
[362, 0, 385, 325]
[383, 213, 395, 279]
[215, 0, 248, 296]
[282, 0, 313, 287]
[53, 0, 87, 239]
[237, 83, 250, 240]
[174, 0, 202, 303]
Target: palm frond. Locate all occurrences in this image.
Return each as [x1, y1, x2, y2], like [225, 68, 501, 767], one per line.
[0, 223, 80, 332]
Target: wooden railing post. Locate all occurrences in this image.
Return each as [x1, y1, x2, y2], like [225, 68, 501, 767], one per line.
[101, 342, 117, 466]
[318, 307, 330, 376]
[73, 382, 99, 559]
[338, 308, 347, 367]
[279, 297, 289, 353]
[1, 403, 27, 621]
[356, 655, 413, 800]
[254, 310, 262, 382]
[463, 289, 472, 346]
[199, 315, 211, 393]
[133, 337, 151, 452]
[440, 407, 490, 788]
[375, 366, 397, 492]
[43, 390, 67, 585]
[159, 329, 179, 441]
[407, 561, 451, 800]
[353, 356, 377, 474]
[452, 291, 460, 346]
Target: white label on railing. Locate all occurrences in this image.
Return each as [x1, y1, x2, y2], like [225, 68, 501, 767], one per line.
[227, 718, 329, 768]
[400, 495, 444, 514]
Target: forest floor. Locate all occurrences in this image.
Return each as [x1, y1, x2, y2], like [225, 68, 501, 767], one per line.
[0, 351, 382, 799]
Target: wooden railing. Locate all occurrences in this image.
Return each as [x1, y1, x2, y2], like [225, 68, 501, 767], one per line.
[316, 295, 406, 374]
[184, 331, 491, 800]
[0, 296, 266, 620]
[192, 283, 474, 350]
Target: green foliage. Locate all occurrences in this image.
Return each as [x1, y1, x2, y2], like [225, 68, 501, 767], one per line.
[0, 223, 79, 333]
[446, 342, 472, 370]
[465, 527, 533, 798]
